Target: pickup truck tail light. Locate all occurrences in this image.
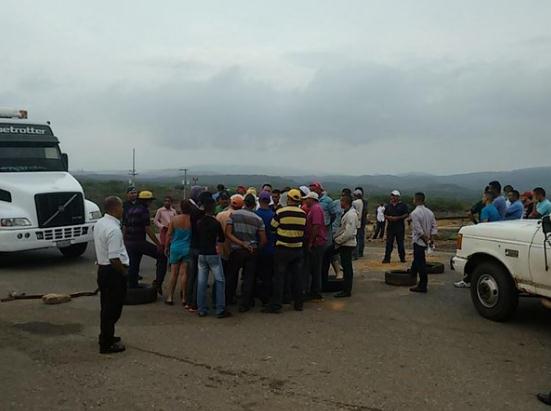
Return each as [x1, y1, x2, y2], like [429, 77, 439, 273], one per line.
[456, 233, 463, 250]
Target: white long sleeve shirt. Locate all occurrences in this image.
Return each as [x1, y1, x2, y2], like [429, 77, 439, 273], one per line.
[410, 205, 437, 247]
[334, 207, 359, 247]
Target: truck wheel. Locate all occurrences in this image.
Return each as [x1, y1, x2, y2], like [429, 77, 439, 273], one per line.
[59, 242, 88, 258]
[470, 262, 518, 322]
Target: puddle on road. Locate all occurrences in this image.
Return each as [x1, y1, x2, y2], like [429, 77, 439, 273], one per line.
[12, 321, 83, 336]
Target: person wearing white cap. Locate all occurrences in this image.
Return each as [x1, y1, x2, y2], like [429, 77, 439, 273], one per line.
[382, 190, 410, 263]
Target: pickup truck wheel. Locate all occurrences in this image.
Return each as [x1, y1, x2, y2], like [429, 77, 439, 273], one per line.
[59, 242, 88, 258]
[470, 262, 518, 322]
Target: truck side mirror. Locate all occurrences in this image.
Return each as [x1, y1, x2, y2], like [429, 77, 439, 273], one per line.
[543, 215, 551, 235]
[61, 153, 69, 171]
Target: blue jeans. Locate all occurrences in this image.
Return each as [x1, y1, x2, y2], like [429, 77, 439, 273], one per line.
[197, 254, 226, 315]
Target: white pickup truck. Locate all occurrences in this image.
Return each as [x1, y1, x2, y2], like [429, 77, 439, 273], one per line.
[0, 109, 101, 257]
[451, 216, 551, 321]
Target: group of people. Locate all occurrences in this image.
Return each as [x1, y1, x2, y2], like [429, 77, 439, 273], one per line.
[469, 181, 551, 224]
[93, 180, 442, 354]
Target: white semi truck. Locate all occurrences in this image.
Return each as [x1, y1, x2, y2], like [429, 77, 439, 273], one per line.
[0, 109, 101, 257]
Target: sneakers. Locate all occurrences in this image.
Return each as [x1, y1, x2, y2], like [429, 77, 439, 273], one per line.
[454, 280, 471, 288]
[381, 259, 390, 264]
[410, 286, 427, 293]
[217, 310, 232, 319]
[100, 341, 126, 354]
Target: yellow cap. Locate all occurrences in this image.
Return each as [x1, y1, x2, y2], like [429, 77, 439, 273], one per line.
[246, 187, 257, 196]
[138, 190, 155, 200]
[287, 189, 302, 202]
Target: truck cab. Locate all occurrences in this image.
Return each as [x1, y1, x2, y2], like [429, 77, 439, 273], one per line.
[0, 109, 100, 257]
[451, 217, 551, 321]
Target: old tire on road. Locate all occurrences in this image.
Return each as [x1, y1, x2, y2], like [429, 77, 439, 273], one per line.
[59, 242, 88, 258]
[124, 284, 158, 305]
[385, 270, 417, 287]
[470, 261, 518, 322]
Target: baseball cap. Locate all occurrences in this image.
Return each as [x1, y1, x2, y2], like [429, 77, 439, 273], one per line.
[391, 190, 401, 196]
[303, 191, 319, 201]
[309, 181, 323, 191]
[138, 190, 155, 200]
[299, 185, 311, 196]
[246, 187, 257, 197]
[230, 194, 244, 209]
[287, 189, 302, 202]
[127, 186, 137, 193]
[259, 191, 271, 202]
[353, 189, 363, 196]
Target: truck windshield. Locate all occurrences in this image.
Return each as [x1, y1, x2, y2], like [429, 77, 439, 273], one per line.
[0, 142, 65, 172]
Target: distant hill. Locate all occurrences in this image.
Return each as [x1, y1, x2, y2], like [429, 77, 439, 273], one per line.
[74, 166, 550, 201]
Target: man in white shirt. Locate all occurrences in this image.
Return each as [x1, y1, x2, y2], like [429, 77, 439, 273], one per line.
[94, 196, 129, 354]
[409, 192, 438, 293]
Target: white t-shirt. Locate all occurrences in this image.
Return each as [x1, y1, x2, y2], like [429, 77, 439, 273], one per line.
[376, 206, 386, 222]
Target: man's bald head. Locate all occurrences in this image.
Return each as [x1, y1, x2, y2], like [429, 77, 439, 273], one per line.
[104, 196, 123, 219]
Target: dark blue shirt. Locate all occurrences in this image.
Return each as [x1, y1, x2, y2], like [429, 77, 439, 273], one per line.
[256, 207, 275, 255]
[123, 202, 150, 242]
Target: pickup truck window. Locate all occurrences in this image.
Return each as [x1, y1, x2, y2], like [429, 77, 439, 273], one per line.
[0, 142, 65, 172]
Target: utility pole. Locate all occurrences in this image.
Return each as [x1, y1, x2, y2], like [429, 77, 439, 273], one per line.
[128, 148, 138, 186]
[179, 168, 188, 199]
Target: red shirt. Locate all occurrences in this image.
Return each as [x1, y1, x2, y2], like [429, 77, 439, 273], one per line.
[305, 202, 328, 247]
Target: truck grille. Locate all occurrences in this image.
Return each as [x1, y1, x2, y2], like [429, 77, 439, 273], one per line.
[36, 226, 89, 241]
[35, 192, 85, 228]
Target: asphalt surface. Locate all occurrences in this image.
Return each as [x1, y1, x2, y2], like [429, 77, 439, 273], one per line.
[1, 244, 550, 411]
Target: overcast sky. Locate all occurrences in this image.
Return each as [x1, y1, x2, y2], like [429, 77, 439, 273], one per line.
[1, 0, 550, 175]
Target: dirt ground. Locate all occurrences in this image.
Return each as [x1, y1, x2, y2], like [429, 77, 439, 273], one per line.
[1, 244, 550, 411]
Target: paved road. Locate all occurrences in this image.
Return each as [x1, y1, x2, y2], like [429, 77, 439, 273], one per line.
[1, 245, 550, 410]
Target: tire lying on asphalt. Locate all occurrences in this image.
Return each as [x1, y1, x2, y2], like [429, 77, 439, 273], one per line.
[385, 270, 417, 286]
[426, 262, 445, 274]
[124, 284, 158, 305]
[322, 276, 344, 292]
[470, 261, 518, 322]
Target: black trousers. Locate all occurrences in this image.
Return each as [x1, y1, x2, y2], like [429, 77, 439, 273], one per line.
[97, 265, 126, 348]
[270, 248, 304, 310]
[373, 221, 385, 239]
[384, 230, 405, 261]
[339, 246, 355, 294]
[255, 253, 274, 304]
[185, 248, 200, 307]
[227, 248, 257, 308]
[125, 240, 167, 288]
[411, 243, 428, 290]
[304, 245, 324, 296]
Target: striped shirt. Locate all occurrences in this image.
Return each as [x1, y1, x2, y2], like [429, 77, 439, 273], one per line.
[227, 208, 265, 250]
[271, 205, 306, 248]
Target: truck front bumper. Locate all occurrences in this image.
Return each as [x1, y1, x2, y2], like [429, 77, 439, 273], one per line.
[0, 224, 95, 252]
[450, 255, 468, 275]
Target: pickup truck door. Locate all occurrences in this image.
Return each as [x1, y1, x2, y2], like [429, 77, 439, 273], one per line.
[528, 225, 551, 298]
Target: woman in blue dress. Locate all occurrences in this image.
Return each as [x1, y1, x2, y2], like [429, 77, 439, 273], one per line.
[164, 200, 192, 305]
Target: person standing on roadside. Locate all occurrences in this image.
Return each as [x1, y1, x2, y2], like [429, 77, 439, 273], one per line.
[164, 200, 192, 306]
[225, 194, 267, 312]
[382, 190, 409, 263]
[94, 196, 129, 354]
[123, 191, 165, 292]
[271, 189, 281, 211]
[214, 191, 230, 215]
[264, 189, 307, 313]
[373, 203, 386, 239]
[196, 196, 232, 318]
[154, 196, 177, 275]
[352, 188, 367, 259]
[216, 194, 243, 283]
[122, 186, 138, 224]
[333, 194, 359, 298]
[408, 193, 438, 294]
[255, 191, 276, 305]
[303, 191, 327, 301]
